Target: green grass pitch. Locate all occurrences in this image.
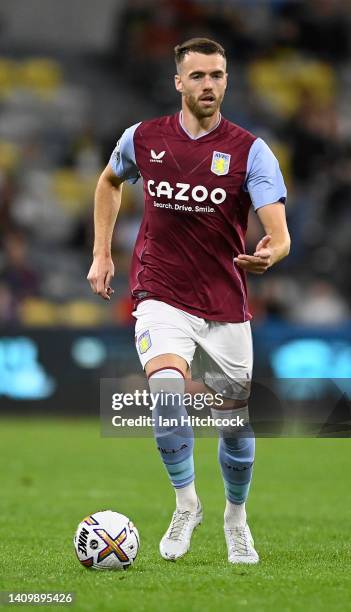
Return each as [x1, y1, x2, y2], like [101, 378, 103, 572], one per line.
[1, 419, 350, 612]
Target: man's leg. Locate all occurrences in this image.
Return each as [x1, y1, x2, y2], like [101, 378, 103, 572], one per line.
[193, 320, 259, 564]
[145, 354, 202, 561]
[211, 402, 254, 525]
[146, 355, 198, 512]
[133, 300, 204, 560]
[211, 401, 259, 564]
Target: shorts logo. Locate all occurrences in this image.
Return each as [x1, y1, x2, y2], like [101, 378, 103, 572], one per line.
[211, 151, 231, 176]
[138, 330, 152, 354]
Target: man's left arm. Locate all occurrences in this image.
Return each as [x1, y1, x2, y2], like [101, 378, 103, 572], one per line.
[236, 137, 290, 274]
[234, 203, 290, 274]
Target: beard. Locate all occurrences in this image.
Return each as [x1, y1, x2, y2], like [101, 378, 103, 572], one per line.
[184, 92, 222, 119]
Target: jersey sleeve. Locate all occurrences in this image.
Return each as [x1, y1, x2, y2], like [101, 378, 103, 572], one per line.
[244, 138, 287, 210]
[109, 122, 141, 184]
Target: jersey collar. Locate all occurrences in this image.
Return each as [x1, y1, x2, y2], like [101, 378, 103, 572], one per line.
[178, 111, 222, 140]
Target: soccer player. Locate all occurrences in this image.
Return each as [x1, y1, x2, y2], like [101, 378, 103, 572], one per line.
[88, 38, 290, 564]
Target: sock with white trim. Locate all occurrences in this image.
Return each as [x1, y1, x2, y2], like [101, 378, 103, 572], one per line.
[211, 406, 255, 519]
[149, 368, 197, 511]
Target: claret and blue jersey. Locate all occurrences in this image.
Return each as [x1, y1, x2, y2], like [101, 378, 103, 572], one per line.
[110, 112, 287, 323]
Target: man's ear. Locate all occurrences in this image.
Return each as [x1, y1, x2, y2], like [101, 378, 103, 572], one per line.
[174, 74, 183, 93]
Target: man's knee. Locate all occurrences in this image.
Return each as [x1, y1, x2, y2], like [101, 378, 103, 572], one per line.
[217, 398, 248, 410]
[145, 353, 190, 379]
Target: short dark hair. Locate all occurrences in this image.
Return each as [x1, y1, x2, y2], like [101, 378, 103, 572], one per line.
[174, 37, 226, 69]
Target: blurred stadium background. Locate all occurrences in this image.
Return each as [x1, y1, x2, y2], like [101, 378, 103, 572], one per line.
[0, 0, 351, 413]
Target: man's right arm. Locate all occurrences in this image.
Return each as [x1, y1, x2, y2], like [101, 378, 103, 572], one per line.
[87, 164, 123, 301]
[87, 122, 141, 300]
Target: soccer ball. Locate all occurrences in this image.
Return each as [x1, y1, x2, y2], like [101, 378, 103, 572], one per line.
[73, 510, 140, 570]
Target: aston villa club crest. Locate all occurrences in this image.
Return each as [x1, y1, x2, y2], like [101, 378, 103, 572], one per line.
[211, 151, 231, 176]
[138, 330, 152, 354]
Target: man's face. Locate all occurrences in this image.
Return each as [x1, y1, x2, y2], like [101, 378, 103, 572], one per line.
[175, 52, 227, 119]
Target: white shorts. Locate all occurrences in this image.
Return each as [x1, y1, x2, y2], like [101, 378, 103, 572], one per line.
[133, 299, 253, 400]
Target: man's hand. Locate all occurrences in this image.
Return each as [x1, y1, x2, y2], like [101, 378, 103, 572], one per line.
[87, 255, 115, 300]
[234, 235, 272, 275]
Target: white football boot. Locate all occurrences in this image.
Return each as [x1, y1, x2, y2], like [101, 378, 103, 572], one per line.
[224, 523, 259, 564]
[160, 500, 202, 561]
